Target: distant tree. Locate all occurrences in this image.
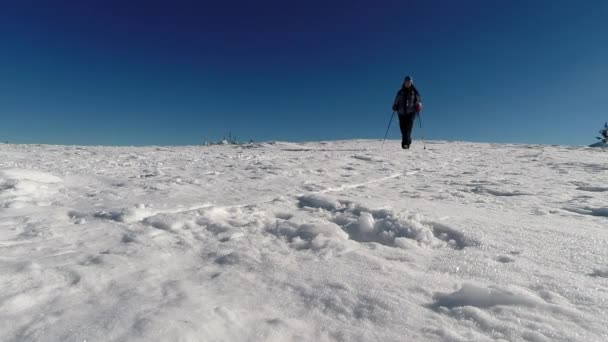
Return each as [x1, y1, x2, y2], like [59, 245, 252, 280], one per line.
[597, 122, 608, 143]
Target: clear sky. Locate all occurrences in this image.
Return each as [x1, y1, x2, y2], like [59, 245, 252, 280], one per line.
[1, 0, 607, 146]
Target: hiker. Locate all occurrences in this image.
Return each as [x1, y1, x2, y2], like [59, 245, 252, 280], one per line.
[392, 76, 422, 149]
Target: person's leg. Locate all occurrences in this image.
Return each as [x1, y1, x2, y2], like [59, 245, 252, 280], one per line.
[402, 113, 416, 147]
[398, 115, 408, 148]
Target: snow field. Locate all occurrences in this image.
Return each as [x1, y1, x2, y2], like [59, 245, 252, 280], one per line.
[0, 140, 607, 341]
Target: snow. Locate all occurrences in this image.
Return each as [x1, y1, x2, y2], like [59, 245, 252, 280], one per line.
[0, 169, 63, 208]
[0, 140, 607, 341]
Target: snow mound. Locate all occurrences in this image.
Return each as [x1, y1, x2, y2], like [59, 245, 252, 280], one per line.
[0, 169, 63, 208]
[268, 220, 350, 251]
[297, 195, 479, 250]
[432, 284, 542, 309]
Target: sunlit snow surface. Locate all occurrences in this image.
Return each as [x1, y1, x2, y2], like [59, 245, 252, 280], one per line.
[1, 140, 607, 342]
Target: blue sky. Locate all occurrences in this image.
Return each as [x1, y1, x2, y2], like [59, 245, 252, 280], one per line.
[1, 0, 606, 146]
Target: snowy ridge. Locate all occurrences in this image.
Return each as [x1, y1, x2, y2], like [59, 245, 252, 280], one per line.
[0, 140, 607, 341]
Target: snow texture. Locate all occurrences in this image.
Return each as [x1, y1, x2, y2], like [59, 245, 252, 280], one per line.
[1, 140, 607, 342]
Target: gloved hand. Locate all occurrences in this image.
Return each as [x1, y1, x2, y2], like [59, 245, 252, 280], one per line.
[392, 105, 398, 112]
[416, 103, 423, 112]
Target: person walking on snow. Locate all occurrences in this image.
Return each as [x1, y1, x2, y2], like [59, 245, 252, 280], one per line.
[392, 76, 422, 149]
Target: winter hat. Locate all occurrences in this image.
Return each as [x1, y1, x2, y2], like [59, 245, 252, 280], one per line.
[404, 75, 413, 82]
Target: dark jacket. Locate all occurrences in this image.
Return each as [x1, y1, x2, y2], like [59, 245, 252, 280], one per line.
[393, 86, 421, 115]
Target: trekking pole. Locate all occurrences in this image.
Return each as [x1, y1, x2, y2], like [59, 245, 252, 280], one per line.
[381, 111, 396, 150]
[418, 112, 426, 150]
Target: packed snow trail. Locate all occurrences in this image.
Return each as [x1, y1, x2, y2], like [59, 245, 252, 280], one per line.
[1, 140, 607, 341]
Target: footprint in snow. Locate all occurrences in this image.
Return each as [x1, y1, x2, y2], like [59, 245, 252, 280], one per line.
[470, 186, 532, 197]
[589, 269, 608, 278]
[352, 155, 382, 162]
[576, 186, 608, 193]
[496, 255, 515, 263]
[563, 206, 608, 218]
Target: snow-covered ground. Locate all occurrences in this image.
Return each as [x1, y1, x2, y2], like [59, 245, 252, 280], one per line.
[1, 140, 607, 342]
